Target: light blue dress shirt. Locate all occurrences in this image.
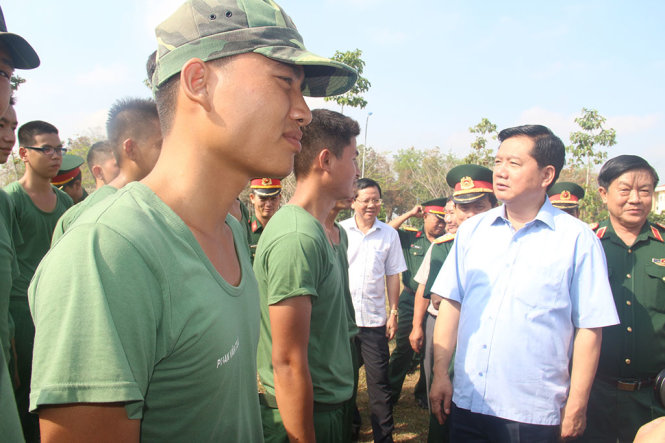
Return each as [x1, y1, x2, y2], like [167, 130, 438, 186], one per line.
[431, 198, 619, 425]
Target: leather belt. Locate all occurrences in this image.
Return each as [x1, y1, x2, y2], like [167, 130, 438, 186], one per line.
[598, 374, 655, 392]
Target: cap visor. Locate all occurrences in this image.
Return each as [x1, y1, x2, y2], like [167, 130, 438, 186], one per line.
[452, 192, 491, 204]
[254, 46, 358, 97]
[0, 33, 39, 69]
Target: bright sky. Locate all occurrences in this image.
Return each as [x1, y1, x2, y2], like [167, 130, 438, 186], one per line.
[4, 0, 665, 179]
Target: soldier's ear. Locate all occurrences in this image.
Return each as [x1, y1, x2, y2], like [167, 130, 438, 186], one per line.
[598, 186, 608, 204]
[180, 58, 210, 111]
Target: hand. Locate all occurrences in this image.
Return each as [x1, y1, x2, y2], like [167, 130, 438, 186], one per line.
[430, 372, 453, 425]
[431, 294, 443, 311]
[635, 417, 665, 443]
[385, 315, 398, 340]
[559, 402, 586, 440]
[409, 326, 424, 352]
[409, 205, 424, 218]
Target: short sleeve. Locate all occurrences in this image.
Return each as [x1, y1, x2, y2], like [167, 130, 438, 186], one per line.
[385, 228, 408, 276]
[29, 223, 163, 417]
[260, 233, 323, 305]
[430, 236, 463, 303]
[569, 229, 619, 328]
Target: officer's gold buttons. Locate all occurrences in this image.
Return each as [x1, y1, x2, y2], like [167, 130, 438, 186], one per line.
[627, 274, 632, 279]
[627, 327, 633, 332]
[628, 249, 632, 253]
[625, 358, 631, 365]
[626, 300, 632, 306]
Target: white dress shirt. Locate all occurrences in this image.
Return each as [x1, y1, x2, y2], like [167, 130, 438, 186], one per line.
[340, 216, 407, 327]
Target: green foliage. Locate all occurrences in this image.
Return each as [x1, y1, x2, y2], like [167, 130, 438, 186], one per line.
[649, 211, 665, 225]
[464, 118, 497, 168]
[323, 49, 371, 113]
[566, 108, 617, 188]
[10, 75, 26, 92]
[64, 135, 105, 192]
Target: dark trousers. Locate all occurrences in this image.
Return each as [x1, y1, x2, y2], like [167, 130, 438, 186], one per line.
[388, 289, 427, 404]
[450, 404, 559, 443]
[356, 326, 394, 443]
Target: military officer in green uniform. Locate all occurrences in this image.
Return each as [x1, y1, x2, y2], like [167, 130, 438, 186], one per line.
[387, 198, 447, 407]
[581, 155, 665, 442]
[51, 154, 86, 204]
[410, 164, 496, 442]
[547, 181, 585, 218]
[248, 178, 281, 262]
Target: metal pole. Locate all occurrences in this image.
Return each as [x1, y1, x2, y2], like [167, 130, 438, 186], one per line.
[362, 112, 372, 177]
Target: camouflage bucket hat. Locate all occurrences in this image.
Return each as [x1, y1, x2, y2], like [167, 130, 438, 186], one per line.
[154, 0, 358, 97]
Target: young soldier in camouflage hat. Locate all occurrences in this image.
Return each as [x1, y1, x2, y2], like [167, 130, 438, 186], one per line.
[28, 0, 356, 441]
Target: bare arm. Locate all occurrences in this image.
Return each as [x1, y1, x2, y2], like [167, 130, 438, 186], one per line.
[270, 296, 316, 443]
[388, 205, 422, 230]
[560, 327, 602, 440]
[39, 403, 140, 443]
[429, 297, 460, 425]
[409, 283, 429, 352]
[384, 273, 401, 340]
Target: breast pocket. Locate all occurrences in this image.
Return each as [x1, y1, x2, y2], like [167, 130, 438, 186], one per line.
[644, 263, 665, 313]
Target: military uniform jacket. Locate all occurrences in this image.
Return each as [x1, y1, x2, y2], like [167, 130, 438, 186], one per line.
[398, 227, 431, 293]
[593, 219, 665, 379]
[425, 233, 455, 297]
[247, 212, 265, 262]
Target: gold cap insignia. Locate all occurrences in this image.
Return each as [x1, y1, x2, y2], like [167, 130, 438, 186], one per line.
[460, 176, 474, 190]
[561, 190, 571, 201]
[262, 178, 271, 186]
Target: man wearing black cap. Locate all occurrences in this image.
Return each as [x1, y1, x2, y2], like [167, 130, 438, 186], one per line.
[547, 181, 585, 218]
[429, 125, 619, 441]
[27, 0, 357, 441]
[248, 177, 282, 262]
[0, 7, 41, 442]
[387, 198, 447, 407]
[409, 164, 496, 442]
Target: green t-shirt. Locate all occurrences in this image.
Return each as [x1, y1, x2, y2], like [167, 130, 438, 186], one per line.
[51, 185, 118, 244]
[0, 341, 23, 442]
[3, 181, 72, 301]
[334, 222, 358, 339]
[255, 205, 353, 405]
[0, 189, 22, 361]
[29, 182, 263, 442]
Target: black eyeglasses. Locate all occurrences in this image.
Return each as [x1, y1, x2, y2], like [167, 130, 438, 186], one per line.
[25, 146, 67, 156]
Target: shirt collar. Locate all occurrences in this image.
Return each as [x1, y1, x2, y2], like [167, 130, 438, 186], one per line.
[491, 197, 556, 230]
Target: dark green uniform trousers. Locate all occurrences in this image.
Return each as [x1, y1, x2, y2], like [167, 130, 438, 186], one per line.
[388, 288, 426, 404]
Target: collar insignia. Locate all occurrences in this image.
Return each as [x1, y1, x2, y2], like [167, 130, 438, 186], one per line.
[651, 225, 664, 242]
[596, 226, 607, 239]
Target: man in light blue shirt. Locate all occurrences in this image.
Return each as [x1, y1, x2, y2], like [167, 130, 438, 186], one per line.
[429, 125, 619, 442]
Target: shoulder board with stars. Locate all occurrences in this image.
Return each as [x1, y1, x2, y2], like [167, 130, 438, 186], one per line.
[433, 233, 455, 244]
[650, 224, 664, 243]
[403, 226, 419, 232]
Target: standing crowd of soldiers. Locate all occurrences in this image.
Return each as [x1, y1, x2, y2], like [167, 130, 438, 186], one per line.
[0, 1, 664, 442]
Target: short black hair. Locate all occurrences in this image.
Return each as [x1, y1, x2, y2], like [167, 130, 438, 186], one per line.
[86, 140, 114, 170]
[296, 109, 360, 179]
[355, 177, 382, 198]
[498, 124, 565, 190]
[106, 97, 159, 164]
[18, 120, 58, 147]
[598, 155, 659, 189]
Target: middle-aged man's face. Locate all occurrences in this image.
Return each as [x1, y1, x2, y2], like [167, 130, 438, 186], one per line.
[423, 212, 446, 238]
[0, 105, 17, 163]
[599, 169, 655, 230]
[444, 199, 458, 234]
[352, 186, 381, 225]
[21, 132, 63, 179]
[455, 195, 494, 225]
[250, 192, 281, 221]
[207, 54, 311, 180]
[0, 43, 15, 114]
[493, 136, 551, 206]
